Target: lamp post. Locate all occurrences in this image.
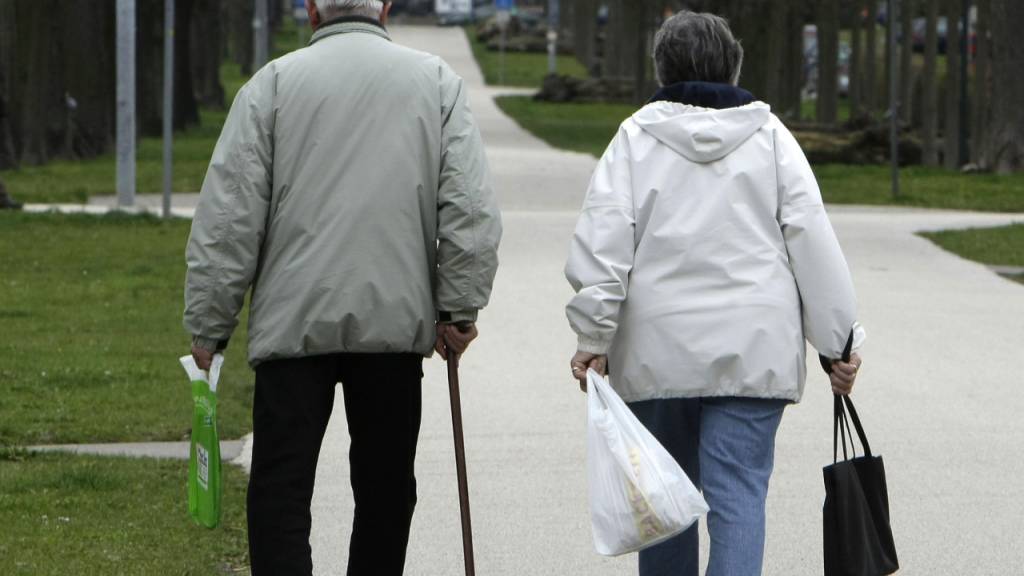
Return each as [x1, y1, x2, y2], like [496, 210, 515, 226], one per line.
[547, 0, 559, 74]
[116, 0, 136, 208]
[888, 0, 900, 199]
[253, 0, 269, 72]
[162, 0, 175, 219]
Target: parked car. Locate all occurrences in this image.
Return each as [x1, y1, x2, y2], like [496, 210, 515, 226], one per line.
[909, 16, 977, 55]
[391, 0, 433, 16]
[436, 0, 472, 25]
[803, 25, 852, 99]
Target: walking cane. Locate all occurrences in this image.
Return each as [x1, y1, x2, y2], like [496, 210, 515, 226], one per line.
[447, 342, 476, 576]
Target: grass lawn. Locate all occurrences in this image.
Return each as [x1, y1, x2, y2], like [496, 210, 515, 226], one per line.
[920, 224, 1024, 284]
[496, 95, 634, 157]
[0, 451, 249, 575]
[0, 212, 254, 446]
[465, 26, 588, 87]
[494, 95, 1024, 213]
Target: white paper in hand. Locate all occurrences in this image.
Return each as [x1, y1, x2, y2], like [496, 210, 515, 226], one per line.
[586, 370, 708, 556]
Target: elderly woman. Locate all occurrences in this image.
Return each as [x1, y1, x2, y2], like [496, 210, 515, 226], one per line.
[565, 11, 865, 576]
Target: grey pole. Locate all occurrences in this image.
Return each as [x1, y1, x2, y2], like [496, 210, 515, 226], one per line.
[116, 0, 137, 208]
[162, 0, 175, 219]
[958, 0, 971, 166]
[253, 0, 269, 72]
[888, 0, 900, 199]
[547, 0, 559, 74]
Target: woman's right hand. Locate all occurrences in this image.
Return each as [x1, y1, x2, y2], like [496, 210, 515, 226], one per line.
[830, 352, 862, 396]
[571, 351, 607, 392]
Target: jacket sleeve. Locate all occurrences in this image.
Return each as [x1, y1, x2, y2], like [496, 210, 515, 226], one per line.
[773, 119, 865, 359]
[564, 128, 635, 355]
[435, 65, 502, 322]
[183, 72, 274, 345]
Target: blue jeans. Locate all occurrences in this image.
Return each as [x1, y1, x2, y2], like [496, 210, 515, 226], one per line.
[628, 397, 788, 576]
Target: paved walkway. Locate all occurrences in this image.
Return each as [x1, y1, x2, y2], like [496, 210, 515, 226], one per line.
[22, 24, 1024, 575]
[29, 438, 246, 462]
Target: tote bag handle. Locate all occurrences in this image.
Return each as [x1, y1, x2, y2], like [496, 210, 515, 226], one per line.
[831, 331, 873, 463]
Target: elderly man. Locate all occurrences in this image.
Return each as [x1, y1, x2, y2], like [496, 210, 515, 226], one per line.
[182, 1, 501, 574]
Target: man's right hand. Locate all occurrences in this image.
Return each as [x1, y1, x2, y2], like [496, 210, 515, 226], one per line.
[192, 346, 214, 371]
[435, 322, 478, 359]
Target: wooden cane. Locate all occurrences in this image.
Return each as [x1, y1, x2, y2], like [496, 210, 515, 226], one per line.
[447, 350, 476, 576]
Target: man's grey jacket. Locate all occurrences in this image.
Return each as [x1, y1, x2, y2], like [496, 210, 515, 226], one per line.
[183, 19, 502, 366]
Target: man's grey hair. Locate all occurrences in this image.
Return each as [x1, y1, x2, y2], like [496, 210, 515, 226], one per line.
[314, 0, 385, 19]
[652, 11, 744, 87]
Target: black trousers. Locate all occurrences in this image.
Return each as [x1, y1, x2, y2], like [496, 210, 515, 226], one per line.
[248, 353, 424, 576]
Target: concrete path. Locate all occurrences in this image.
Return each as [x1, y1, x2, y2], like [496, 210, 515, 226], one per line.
[301, 26, 1024, 576]
[28, 438, 246, 462]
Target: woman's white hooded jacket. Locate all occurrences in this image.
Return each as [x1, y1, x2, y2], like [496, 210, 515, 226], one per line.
[565, 97, 864, 403]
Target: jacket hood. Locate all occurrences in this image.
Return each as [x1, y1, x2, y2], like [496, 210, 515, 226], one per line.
[634, 94, 771, 163]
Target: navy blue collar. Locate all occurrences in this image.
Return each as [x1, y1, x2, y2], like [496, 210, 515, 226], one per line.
[317, 15, 385, 31]
[648, 82, 755, 110]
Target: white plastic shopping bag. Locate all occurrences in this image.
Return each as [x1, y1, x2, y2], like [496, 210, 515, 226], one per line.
[586, 369, 708, 556]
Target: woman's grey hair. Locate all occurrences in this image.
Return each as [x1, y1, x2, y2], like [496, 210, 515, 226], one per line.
[652, 11, 744, 87]
[314, 0, 384, 19]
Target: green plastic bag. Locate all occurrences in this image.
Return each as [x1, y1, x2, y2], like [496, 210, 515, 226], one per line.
[180, 353, 225, 528]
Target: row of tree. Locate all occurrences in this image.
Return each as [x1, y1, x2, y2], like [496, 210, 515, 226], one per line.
[0, 0, 286, 172]
[558, 0, 1022, 173]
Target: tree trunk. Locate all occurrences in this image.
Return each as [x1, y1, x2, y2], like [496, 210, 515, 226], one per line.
[763, 0, 787, 109]
[816, 0, 840, 124]
[174, 0, 200, 129]
[900, 0, 915, 124]
[921, 0, 939, 165]
[971, 0, 991, 165]
[228, 0, 254, 76]
[865, 0, 877, 112]
[573, 0, 597, 76]
[849, 0, 863, 115]
[943, 0, 962, 169]
[192, 0, 225, 109]
[0, 0, 119, 169]
[786, 0, 807, 119]
[982, 0, 1024, 172]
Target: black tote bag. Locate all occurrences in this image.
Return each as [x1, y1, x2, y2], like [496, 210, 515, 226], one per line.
[821, 338, 899, 576]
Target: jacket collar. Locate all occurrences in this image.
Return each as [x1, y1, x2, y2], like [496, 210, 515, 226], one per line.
[648, 81, 755, 110]
[309, 16, 390, 45]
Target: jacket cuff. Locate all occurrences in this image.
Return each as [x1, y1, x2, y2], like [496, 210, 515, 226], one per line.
[439, 310, 478, 324]
[577, 334, 612, 355]
[192, 335, 226, 353]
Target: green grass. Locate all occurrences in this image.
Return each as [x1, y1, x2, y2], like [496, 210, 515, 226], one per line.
[465, 26, 588, 87]
[920, 224, 1024, 268]
[0, 106, 228, 204]
[0, 212, 254, 445]
[0, 451, 249, 575]
[496, 95, 635, 157]
[814, 165, 1024, 212]
[495, 95, 1024, 213]
[800, 98, 852, 123]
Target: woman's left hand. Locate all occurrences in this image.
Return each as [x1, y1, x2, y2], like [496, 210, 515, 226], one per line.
[571, 351, 607, 392]
[830, 352, 862, 395]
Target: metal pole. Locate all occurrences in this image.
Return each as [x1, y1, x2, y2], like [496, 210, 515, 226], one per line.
[888, 0, 900, 199]
[958, 0, 971, 166]
[162, 0, 175, 219]
[116, 0, 137, 208]
[499, 21, 507, 85]
[547, 0, 559, 74]
[253, 0, 269, 72]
